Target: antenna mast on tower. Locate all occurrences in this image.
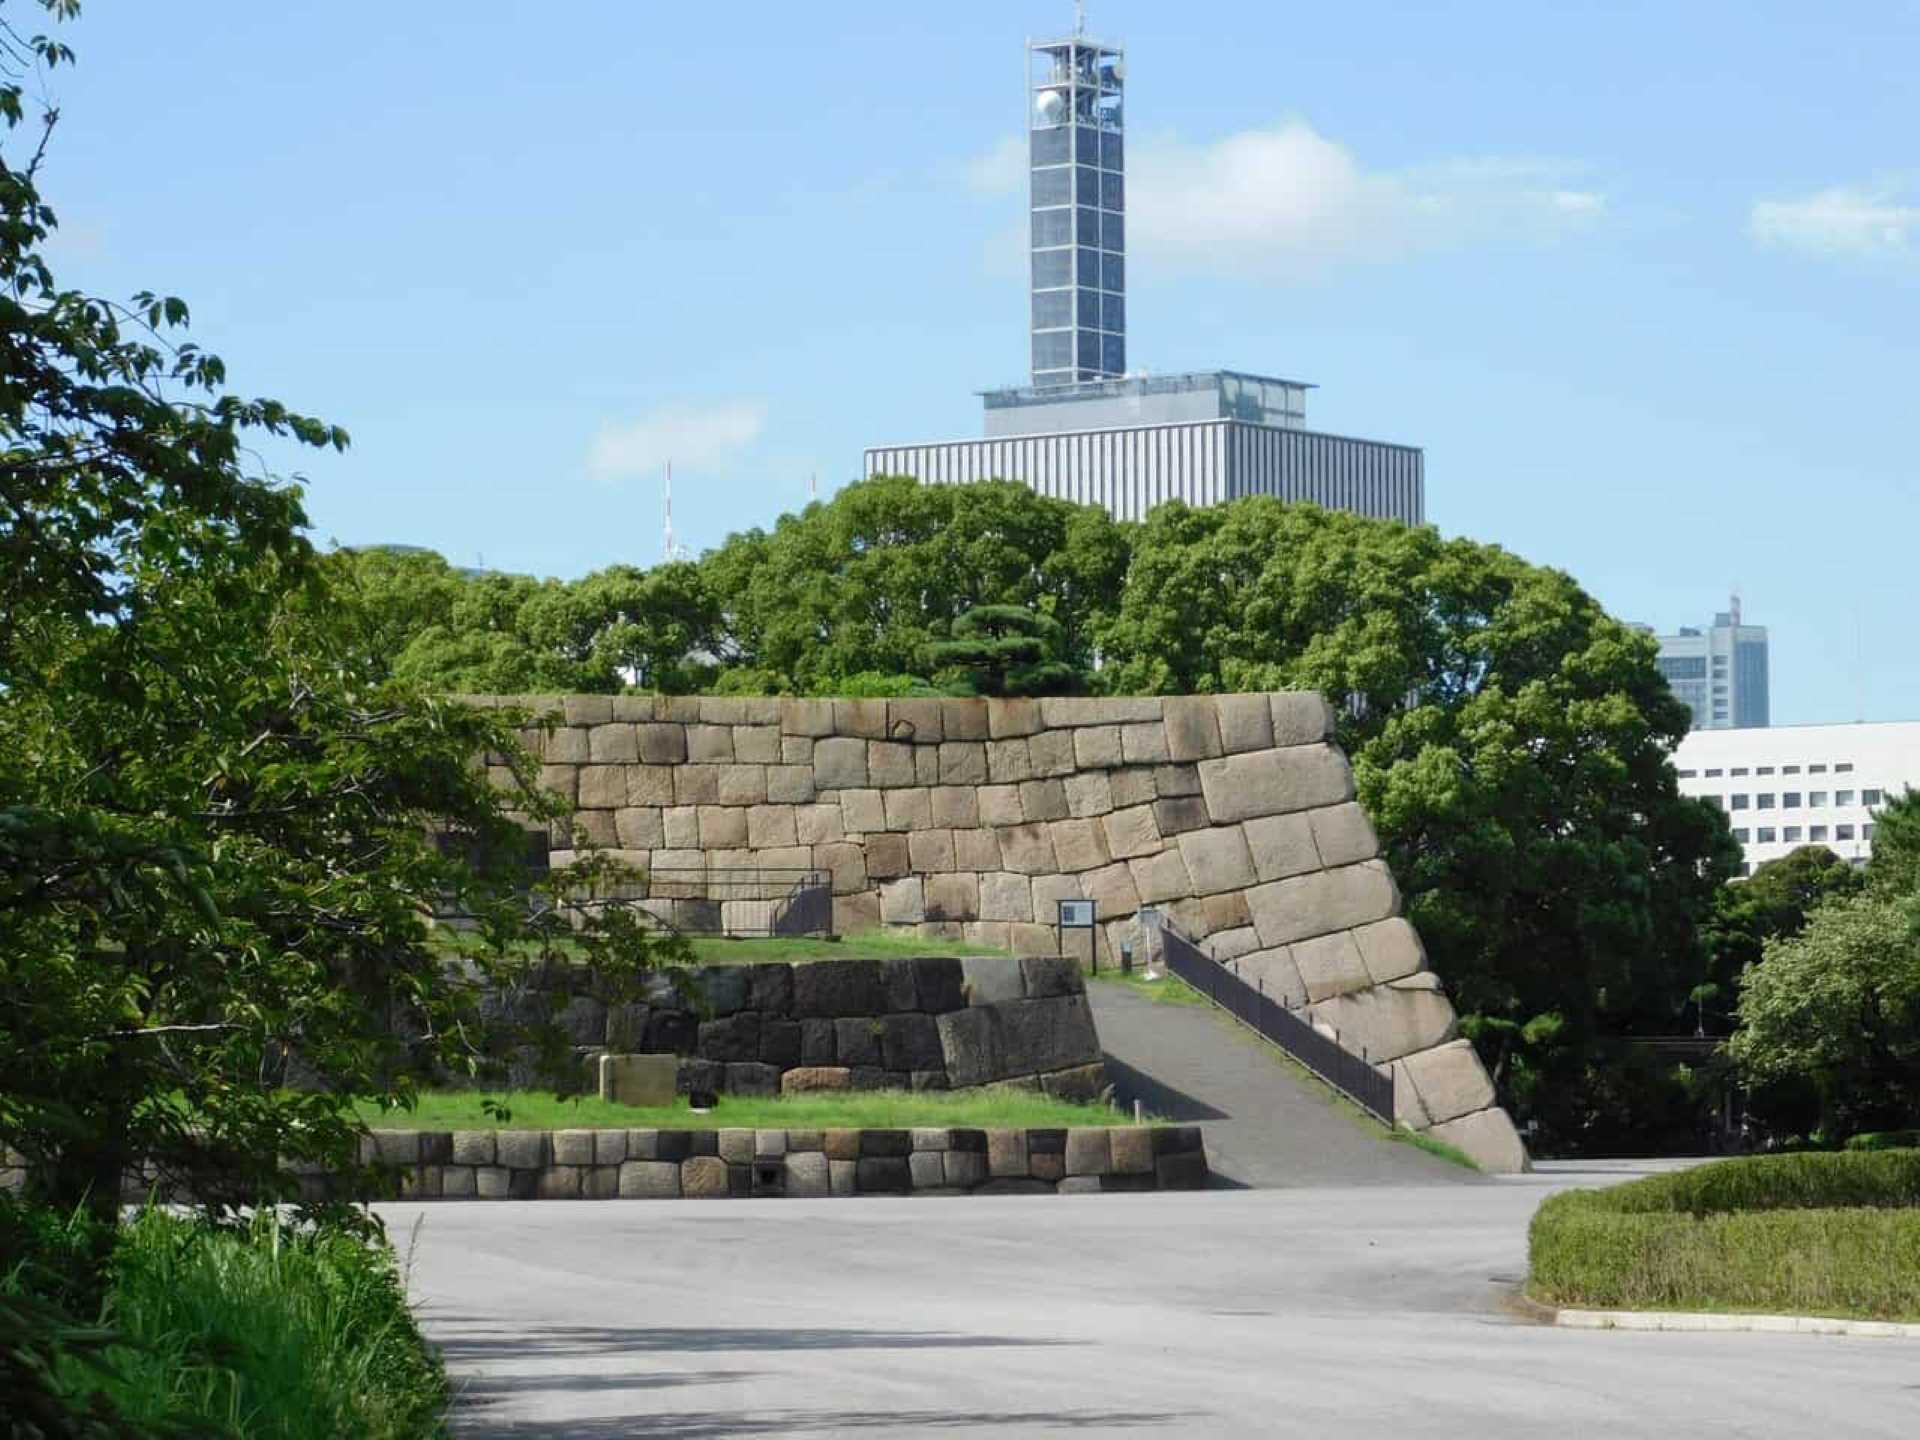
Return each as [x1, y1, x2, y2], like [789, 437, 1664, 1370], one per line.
[663, 462, 691, 563]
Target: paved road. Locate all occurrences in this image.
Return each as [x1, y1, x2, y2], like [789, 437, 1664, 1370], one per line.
[1085, 979, 1475, 1188]
[385, 1170, 1919, 1437]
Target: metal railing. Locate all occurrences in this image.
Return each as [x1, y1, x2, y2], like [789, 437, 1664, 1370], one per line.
[1158, 922, 1395, 1124]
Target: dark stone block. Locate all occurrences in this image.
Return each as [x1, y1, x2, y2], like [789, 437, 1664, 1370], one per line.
[883, 958, 920, 1012]
[849, 1066, 890, 1091]
[418, 1132, 453, 1165]
[975, 1178, 1053, 1196]
[656, 1130, 693, 1162]
[644, 1009, 697, 1055]
[859, 1129, 912, 1157]
[991, 996, 1102, 1077]
[759, 1019, 802, 1068]
[910, 1070, 950, 1091]
[604, 1002, 650, 1051]
[555, 994, 609, 1045]
[833, 1018, 882, 1067]
[885, 1071, 914, 1090]
[507, 1169, 539, 1200]
[747, 963, 794, 1016]
[1150, 1124, 1205, 1157]
[934, 1007, 999, 1087]
[800, 1018, 837, 1066]
[644, 969, 694, 1007]
[725, 1062, 780, 1096]
[1153, 795, 1211, 835]
[793, 958, 886, 1018]
[856, 1156, 911, 1193]
[1027, 1127, 1067, 1155]
[697, 1013, 761, 1063]
[697, 966, 750, 1017]
[676, 1058, 724, 1096]
[880, 1013, 943, 1072]
[948, 1128, 988, 1154]
[1019, 955, 1082, 1000]
[911, 956, 967, 1013]
[687, 1130, 718, 1157]
[1100, 1172, 1158, 1193]
[1156, 1152, 1209, 1190]
[727, 1163, 752, 1197]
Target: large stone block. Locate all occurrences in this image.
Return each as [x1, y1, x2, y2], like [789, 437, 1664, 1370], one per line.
[589, 725, 640, 766]
[1401, 1039, 1497, 1125]
[1019, 778, 1069, 823]
[793, 959, 886, 1017]
[1109, 1127, 1155, 1175]
[1203, 891, 1252, 934]
[551, 1129, 597, 1166]
[697, 806, 748, 849]
[986, 1128, 1029, 1177]
[1020, 954, 1082, 998]
[912, 956, 967, 1012]
[784, 1149, 831, 1198]
[1307, 984, 1456, 1064]
[937, 741, 987, 786]
[1353, 917, 1426, 984]
[1197, 746, 1354, 824]
[1427, 1106, 1528, 1174]
[626, 766, 676, 807]
[637, 724, 688, 764]
[815, 840, 869, 895]
[868, 740, 916, 789]
[673, 765, 719, 805]
[1049, 817, 1111, 872]
[953, 828, 1002, 871]
[987, 697, 1043, 738]
[1245, 862, 1400, 947]
[662, 805, 698, 847]
[680, 1155, 730, 1197]
[962, 954, 1027, 1006]
[936, 1007, 999, 1086]
[930, 786, 979, 828]
[1270, 692, 1337, 747]
[880, 876, 924, 925]
[781, 698, 836, 736]
[881, 1013, 944, 1071]
[834, 892, 882, 934]
[1128, 848, 1194, 905]
[576, 765, 626, 810]
[941, 698, 990, 740]
[838, 788, 886, 834]
[697, 1013, 761, 1063]
[1153, 796, 1211, 835]
[716, 764, 767, 806]
[1242, 812, 1321, 882]
[1176, 827, 1256, 895]
[1064, 1129, 1111, 1176]
[766, 765, 815, 803]
[496, 1130, 547, 1170]
[1102, 804, 1162, 860]
[886, 697, 944, 743]
[1290, 930, 1372, 1002]
[926, 872, 980, 922]
[450, 1130, 495, 1166]
[834, 699, 889, 738]
[813, 736, 869, 789]
[1073, 725, 1123, 770]
[614, 1159, 683, 1205]
[998, 822, 1058, 875]
[564, 696, 614, 726]
[1309, 802, 1379, 867]
[992, 995, 1102, 1075]
[686, 724, 734, 763]
[987, 738, 1033, 784]
[795, 802, 845, 845]
[746, 804, 797, 849]
[1028, 728, 1077, 778]
[977, 784, 1023, 827]
[1163, 696, 1225, 762]
[1040, 696, 1164, 726]
[1082, 861, 1141, 920]
[544, 727, 592, 763]
[1216, 694, 1276, 754]
[1108, 769, 1156, 808]
[782, 1065, 852, 1094]
[1120, 722, 1171, 765]
[832, 1019, 881, 1066]
[1064, 770, 1114, 818]
[978, 871, 1033, 923]
[1207, 925, 1262, 962]
[735, 725, 783, 763]
[886, 788, 934, 833]
[865, 832, 910, 879]
[1235, 946, 1307, 1008]
[614, 807, 665, 849]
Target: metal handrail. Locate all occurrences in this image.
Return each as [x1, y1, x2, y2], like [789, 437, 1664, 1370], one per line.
[1158, 922, 1396, 1124]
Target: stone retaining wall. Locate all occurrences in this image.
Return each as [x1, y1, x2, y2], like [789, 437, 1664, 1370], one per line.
[346, 1124, 1207, 1199]
[472, 691, 1527, 1172]
[498, 953, 1106, 1100]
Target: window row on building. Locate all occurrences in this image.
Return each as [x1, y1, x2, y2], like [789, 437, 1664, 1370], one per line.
[1678, 762, 1856, 778]
[1699, 788, 1884, 812]
[1732, 823, 1873, 845]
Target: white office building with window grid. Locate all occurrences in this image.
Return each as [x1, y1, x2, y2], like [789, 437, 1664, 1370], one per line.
[1673, 720, 1920, 874]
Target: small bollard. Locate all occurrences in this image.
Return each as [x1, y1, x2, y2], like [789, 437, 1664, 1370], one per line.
[1133, 1099, 1144, 1124]
[1120, 941, 1133, 974]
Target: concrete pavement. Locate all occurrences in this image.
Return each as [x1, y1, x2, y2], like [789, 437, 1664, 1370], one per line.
[385, 1167, 1918, 1437]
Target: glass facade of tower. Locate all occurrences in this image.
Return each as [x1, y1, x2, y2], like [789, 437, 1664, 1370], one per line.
[1029, 34, 1124, 389]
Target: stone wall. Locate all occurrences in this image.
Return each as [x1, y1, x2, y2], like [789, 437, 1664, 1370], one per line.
[500, 953, 1105, 1100]
[475, 692, 1527, 1172]
[344, 1124, 1208, 1199]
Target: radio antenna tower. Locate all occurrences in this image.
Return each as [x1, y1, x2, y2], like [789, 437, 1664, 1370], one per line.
[662, 462, 691, 562]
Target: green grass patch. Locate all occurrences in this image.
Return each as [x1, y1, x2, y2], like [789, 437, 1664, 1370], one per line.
[3, 1203, 445, 1439]
[1528, 1151, 1920, 1321]
[361, 1086, 1133, 1131]
[1088, 968, 1209, 1006]
[1387, 1128, 1481, 1172]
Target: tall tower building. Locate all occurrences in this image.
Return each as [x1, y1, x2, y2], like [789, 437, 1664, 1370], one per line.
[1649, 594, 1771, 730]
[1028, 27, 1125, 387]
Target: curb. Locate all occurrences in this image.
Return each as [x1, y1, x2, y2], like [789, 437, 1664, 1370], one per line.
[1553, 1307, 1920, 1338]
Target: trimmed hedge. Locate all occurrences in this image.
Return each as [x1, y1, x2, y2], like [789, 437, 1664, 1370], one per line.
[1529, 1151, 1920, 1321]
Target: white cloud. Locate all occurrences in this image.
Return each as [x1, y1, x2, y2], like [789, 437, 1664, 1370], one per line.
[966, 120, 1604, 282]
[966, 134, 1027, 195]
[1750, 184, 1918, 260]
[586, 400, 767, 485]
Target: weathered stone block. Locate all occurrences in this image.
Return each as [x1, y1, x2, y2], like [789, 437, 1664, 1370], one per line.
[911, 956, 966, 1012]
[868, 740, 916, 789]
[978, 872, 1033, 923]
[537, 764, 579, 807]
[836, 787, 885, 834]
[936, 1007, 999, 1086]
[575, 765, 625, 811]
[543, 727, 592, 764]
[795, 802, 844, 845]
[600, 1052, 679, 1106]
[1082, 861, 1141, 920]
[1064, 1129, 1111, 1176]
[528, 1165, 577, 1200]
[865, 832, 911, 879]
[694, 1013, 758, 1064]
[550, 1129, 596, 1166]
[1198, 746, 1354, 824]
[926, 786, 977, 828]
[475, 1166, 511, 1199]
[1291, 930, 1372, 1002]
[1108, 769, 1156, 808]
[1270, 692, 1337, 747]
[1307, 984, 1455, 1064]
[986, 697, 1042, 738]
[1009, 922, 1055, 956]
[832, 1019, 881, 1067]
[908, 1150, 946, 1188]
[782, 737, 815, 767]
[451, 1130, 496, 1166]
[617, 764, 672, 807]
[987, 738, 1033, 784]
[798, 1017, 836, 1065]
[612, 806, 663, 849]
[781, 698, 836, 736]
[926, 871, 980, 922]
[725, 1062, 780, 1096]
[754, 1128, 787, 1159]
[936, 741, 987, 786]
[911, 1126, 951, 1151]
[1129, 848, 1194, 905]
[1309, 801, 1380, 868]
[740, 804, 796, 850]
[828, 1158, 858, 1195]
[672, 766, 718, 806]
[953, 828, 1002, 871]
[1030, 1151, 1066, 1183]
[1073, 725, 1123, 769]
[589, 1130, 627, 1167]
[1176, 827, 1256, 895]
[1020, 954, 1082, 998]
[794, 959, 886, 1017]
[944, 1151, 989, 1187]
[1108, 1127, 1155, 1175]
[1246, 861, 1399, 947]
[782, 1149, 830, 1197]
[495, 1130, 547, 1170]
[962, 954, 1026, 1005]
[1235, 946, 1307, 1007]
[1202, 891, 1252, 934]
[1207, 925, 1262, 962]
[765, 765, 815, 804]
[1352, 917, 1426, 984]
[833, 892, 882, 935]
[881, 1013, 943, 1071]
[1153, 796, 1211, 836]
[439, 1165, 477, 1198]
[1427, 1106, 1527, 1174]
[660, 805, 697, 848]
[782, 1065, 852, 1095]
[1164, 697, 1224, 762]
[635, 723, 686, 764]
[735, 725, 782, 763]
[564, 696, 614, 726]
[717, 1128, 755, 1164]
[1214, 694, 1276, 754]
[991, 823, 1051, 875]
[976, 784, 1023, 827]
[1242, 812, 1320, 882]
[813, 736, 869, 789]
[1028, 728, 1077, 778]
[1102, 804, 1161, 860]
[1019, 778, 1069, 823]
[716, 764, 767, 806]
[680, 1155, 729, 1197]
[696, 805, 746, 849]
[686, 724, 734, 763]
[880, 875, 925, 925]
[891, 790, 936, 836]
[1401, 1039, 1496, 1125]
[995, 995, 1102, 1075]
[815, 840, 869, 896]
[1062, 772, 1113, 820]
[823, 1128, 861, 1160]
[1121, 722, 1171, 765]
[986, 1128, 1029, 1177]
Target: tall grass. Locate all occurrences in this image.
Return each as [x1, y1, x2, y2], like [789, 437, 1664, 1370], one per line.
[100, 1210, 446, 1439]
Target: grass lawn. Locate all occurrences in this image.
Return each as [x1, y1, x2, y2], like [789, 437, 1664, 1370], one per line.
[1088, 968, 1208, 1006]
[360, 1086, 1137, 1132]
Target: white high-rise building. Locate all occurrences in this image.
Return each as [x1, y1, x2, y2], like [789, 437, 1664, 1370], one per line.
[1651, 594, 1769, 730]
[1672, 720, 1918, 875]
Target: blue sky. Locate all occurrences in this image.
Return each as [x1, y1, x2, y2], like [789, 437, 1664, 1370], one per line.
[39, 1, 1919, 723]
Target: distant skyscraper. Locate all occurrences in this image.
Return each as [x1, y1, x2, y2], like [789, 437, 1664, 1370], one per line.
[1652, 594, 1770, 730]
[1027, 26, 1125, 387]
